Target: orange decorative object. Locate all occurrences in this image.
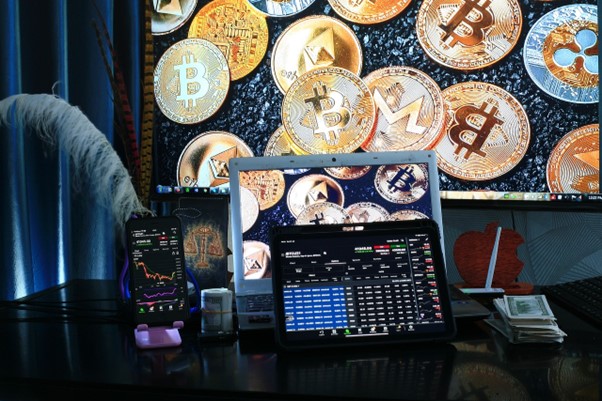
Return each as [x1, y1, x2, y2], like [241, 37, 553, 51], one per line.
[454, 221, 533, 295]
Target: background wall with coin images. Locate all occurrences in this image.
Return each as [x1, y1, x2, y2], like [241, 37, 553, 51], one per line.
[151, 0, 601, 285]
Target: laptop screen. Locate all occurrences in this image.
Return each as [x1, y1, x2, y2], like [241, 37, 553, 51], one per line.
[270, 220, 456, 350]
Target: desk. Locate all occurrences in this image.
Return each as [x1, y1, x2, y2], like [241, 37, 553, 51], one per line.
[0, 280, 600, 400]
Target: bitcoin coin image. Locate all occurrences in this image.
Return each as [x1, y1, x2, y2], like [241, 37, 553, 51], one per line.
[361, 66, 446, 152]
[547, 124, 599, 193]
[239, 186, 260, 232]
[247, 0, 316, 18]
[435, 82, 530, 181]
[416, 0, 522, 70]
[239, 170, 286, 210]
[271, 15, 363, 94]
[154, 38, 230, 124]
[327, 0, 411, 25]
[282, 67, 376, 154]
[152, 0, 198, 35]
[177, 131, 254, 188]
[524, 4, 598, 104]
[388, 209, 429, 221]
[287, 174, 345, 217]
[295, 202, 350, 225]
[263, 125, 307, 157]
[324, 165, 371, 180]
[374, 164, 430, 204]
[243, 240, 271, 279]
[345, 202, 390, 223]
[188, 0, 269, 81]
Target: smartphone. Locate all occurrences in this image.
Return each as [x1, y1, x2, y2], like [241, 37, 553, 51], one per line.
[125, 215, 190, 326]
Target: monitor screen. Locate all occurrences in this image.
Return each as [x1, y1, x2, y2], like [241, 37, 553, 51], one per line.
[151, 0, 600, 210]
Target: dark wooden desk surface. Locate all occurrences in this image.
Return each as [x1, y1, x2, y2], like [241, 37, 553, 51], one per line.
[0, 279, 600, 400]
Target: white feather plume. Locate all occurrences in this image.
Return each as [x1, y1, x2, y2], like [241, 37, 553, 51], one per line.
[0, 93, 152, 234]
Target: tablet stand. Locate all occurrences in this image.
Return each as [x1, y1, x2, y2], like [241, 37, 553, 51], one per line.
[460, 226, 505, 295]
[134, 321, 184, 349]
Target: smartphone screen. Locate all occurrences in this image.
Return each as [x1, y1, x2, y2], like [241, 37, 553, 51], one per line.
[126, 216, 190, 326]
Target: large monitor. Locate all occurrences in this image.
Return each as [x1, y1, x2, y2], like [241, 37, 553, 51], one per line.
[150, 0, 600, 210]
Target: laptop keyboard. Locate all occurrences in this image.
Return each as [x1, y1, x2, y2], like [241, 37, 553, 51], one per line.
[245, 294, 274, 312]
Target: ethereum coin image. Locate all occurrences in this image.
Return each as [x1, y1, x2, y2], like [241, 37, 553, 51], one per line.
[243, 240, 271, 279]
[524, 4, 598, 104]
[388, 209, 429, 221]
[152, 0, 198, 35]
[271, 15, 363, 94]
[239, 186, 260, 233]
[177, 131, 254, 188]
[287, 174, 345, 217]
[547, 124, 599, 193]
[327, 0, 411, 25]
[295, 202, 350, 225]
[345, 202, 390, 223]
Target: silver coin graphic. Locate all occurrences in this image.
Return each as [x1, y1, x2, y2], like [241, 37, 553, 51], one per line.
[523, 4, 598, 104]
[247, 0, 316, 17]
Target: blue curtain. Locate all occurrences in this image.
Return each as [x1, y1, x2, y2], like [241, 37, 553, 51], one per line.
[0, 0, 145, 300]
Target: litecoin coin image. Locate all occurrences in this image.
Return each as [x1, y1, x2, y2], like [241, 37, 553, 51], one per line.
[435, 82, 530, 181]
[152, 0, 198, 35]
[547, 124, 599, 193]
[271, 15, 363, 94]
[416, 0, 522, 70]
[188, 0, 269, 81]
[154, 38, 230, 124]
[374, 164, 429, 204]
[281, 66, 375, 154]
[523, 4, 598, 104]
[327, 0, 411, 25]
[361, 66, 446, 152]
[247, 0, 316, 18]
[177, 131, 254, 188]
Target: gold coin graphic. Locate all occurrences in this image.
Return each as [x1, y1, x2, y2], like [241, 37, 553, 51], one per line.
[282, 66, 376, 154]
[271, 15, 363, 94]
[327, 0, 411, 25]
[154, 38, 230, 124]
[295, 202, 350, 225]
[324, 165, 371, 180]
[263, 125, 307, 157]
[361, 66, 446, 152]
[374, 164, 429, 204]
[416, 0, 522, 70]
[388, 209, 429, 221]
[239, 169, 286, 210]
[287, 174, 345, 217]
[345, 202, 390, 222]
[188, 0, 269, 81]
[239, 186, 260, 233]
[152, 0, 198, 35]
[547, 124, 599, 193]
[177, 131, 254, 188]
[243, 240, 271, 279]
[435, 82, 530, 181]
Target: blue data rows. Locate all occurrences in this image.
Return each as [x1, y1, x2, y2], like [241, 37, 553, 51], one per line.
[283, 286, 348, 331]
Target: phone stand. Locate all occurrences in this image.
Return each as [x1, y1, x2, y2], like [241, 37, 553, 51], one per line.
[134, 321, 184, 349]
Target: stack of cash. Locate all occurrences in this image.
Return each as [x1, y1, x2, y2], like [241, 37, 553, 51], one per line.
[486, 295, 567, 344]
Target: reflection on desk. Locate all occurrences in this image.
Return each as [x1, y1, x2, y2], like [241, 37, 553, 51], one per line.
[0, 279, 600, 401]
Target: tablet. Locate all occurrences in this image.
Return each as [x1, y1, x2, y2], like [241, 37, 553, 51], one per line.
[270, 219, 456, 351]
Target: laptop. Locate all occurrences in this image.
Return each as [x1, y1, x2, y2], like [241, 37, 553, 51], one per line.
[269, 220, 457, 351]
[229, 150, 445, 331]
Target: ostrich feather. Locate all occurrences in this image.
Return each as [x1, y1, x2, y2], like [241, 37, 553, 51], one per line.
[0, 93, 153, 236]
